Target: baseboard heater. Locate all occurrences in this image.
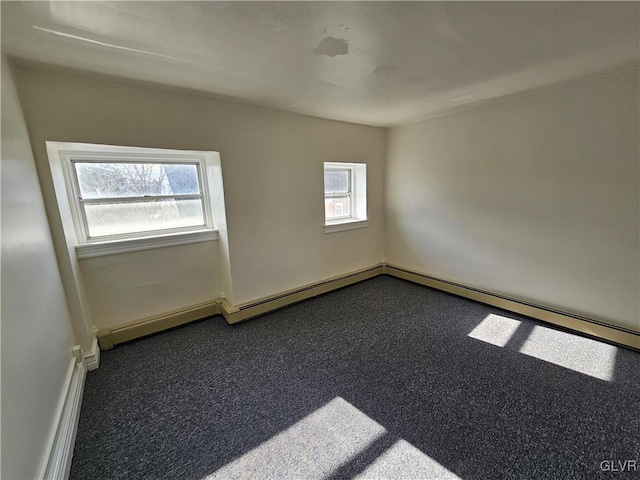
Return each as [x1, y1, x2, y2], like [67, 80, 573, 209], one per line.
[98, 265, 383, 349]
[385, 264, 639, 350]
[98, 300, 221, 350]
[98, 263, 639, 351]
[220, 264, 385, 324]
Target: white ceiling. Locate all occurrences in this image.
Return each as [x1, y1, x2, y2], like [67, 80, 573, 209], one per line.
[2, 1, 639, 126]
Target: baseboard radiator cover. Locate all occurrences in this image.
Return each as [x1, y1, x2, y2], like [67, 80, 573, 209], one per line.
[98, 300, 221, 350]
[95, 262, 638, 351]
[221, 264, 385, 324]
[96, 266, 384, 349]
[385, 264, 640, 350]
[38, 357, 86, 480]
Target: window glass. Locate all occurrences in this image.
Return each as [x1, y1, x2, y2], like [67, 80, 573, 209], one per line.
[84, 199, 204, 237]
[324, 197, 351, 219]
[73, 161, 206, 239]
[75, 162, 200, 199]
[324, 169, 350, 194]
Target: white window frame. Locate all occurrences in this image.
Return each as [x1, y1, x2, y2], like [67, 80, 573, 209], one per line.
[324, 165, 353, 221]
[46, 142, 220, 258]
[323, 162, 368, 233]
[65, 154, 213, 242]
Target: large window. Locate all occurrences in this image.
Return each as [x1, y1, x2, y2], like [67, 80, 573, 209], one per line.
[46, 142, 220, 257]
[323, 162, 368, 233]
[71, 160, 208, 239]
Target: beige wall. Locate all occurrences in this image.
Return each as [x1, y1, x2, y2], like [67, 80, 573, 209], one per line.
[386, 69, 640, 330]
[15, 67, 385, 325]
[80, 241, 220, 329]
[1, 57, 77, 480]
[17, 63, 634, 334]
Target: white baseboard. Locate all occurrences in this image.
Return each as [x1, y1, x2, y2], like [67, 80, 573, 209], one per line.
[83, 336, 100, 371]
[39, 357, 87, 480]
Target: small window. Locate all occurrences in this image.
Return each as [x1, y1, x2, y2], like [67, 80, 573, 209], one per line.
[323, 162, 368, 233]
[324, 167, 352, 220]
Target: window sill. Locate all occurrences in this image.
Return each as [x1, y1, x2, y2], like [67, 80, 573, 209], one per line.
[324, 219, 368, 234]
[75, 229, 218, 259]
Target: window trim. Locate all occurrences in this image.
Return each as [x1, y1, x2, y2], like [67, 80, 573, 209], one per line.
[323, 162, 368, 233]
[75, 228, 219, 259]
[323, 219, 368, 233]
[46, 142, 220, 257]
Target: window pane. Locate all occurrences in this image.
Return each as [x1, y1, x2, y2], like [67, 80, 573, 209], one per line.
[325, 196, 351, 219]
[324, 169, 350, 194]
[75, 163, 200, 199]
[85, 199, 204, 237]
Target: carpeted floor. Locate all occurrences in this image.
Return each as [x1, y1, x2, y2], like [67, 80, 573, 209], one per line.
[70, 276, 640, 480]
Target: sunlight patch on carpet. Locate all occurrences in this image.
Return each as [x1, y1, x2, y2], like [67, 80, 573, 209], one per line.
[204, 397, 386, 479]
[468, 314, 521, 347]
[354, 439, 462, 479]
[519, 326, 617, 381]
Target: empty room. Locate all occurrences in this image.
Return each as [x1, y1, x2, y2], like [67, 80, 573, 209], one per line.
[1, 1, 639, 479]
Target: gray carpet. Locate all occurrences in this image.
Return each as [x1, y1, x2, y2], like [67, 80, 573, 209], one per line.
[70, 276, 640, 480]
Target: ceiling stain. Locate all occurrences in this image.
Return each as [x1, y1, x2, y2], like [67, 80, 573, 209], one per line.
[258, 4, 311, 33]
[313, 37, 349, 57]
[260, 15, 286, 32]
[373, 65, 398, 76]
[408, 76, 426, 87]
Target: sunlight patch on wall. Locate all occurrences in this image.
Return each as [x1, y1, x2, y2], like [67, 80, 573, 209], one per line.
[467, 314, 521, 347]
[354, 439, 462, 480]
[204, 397, 386, 480]
[519, 326, 617, 381]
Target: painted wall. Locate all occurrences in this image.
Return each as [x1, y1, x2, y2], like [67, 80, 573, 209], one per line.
[15, 68, 385, 321]
[80, 242, 220, 329]
[386, 69, 640, 330]
[1, 57, 77, 479]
